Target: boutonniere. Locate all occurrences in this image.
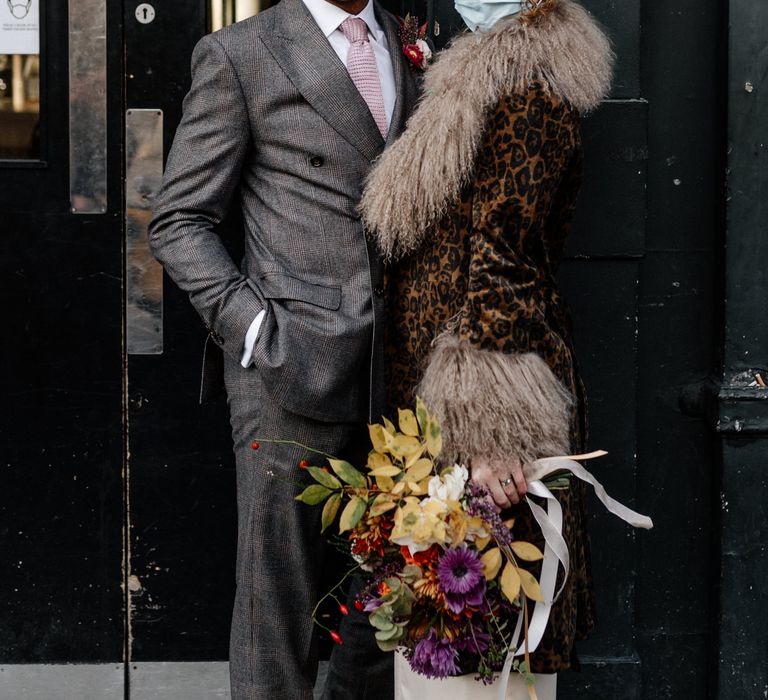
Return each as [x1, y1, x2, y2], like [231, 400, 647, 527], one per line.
[398, 14, 433, 73]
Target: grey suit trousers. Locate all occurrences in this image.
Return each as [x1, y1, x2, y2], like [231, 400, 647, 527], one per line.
[224, 354, 392, 699]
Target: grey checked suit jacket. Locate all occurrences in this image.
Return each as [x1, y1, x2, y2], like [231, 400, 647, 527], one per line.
[149, 0, 418, 423]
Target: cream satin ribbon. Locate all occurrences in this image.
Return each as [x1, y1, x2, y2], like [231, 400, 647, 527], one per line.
[502, 450, 653, 692]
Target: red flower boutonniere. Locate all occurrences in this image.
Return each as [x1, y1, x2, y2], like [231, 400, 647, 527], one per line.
[398, 14, 433, 73]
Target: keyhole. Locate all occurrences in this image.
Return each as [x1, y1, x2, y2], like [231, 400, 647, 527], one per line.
[136, 4, 154, 23]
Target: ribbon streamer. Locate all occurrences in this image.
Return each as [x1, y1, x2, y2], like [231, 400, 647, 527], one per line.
[531, 453, 654, 530]
[504, 451, 653, 669]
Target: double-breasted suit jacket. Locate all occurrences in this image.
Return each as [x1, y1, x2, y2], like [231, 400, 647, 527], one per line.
[149, 3, 417, 698]
[149, 0, 418, 423]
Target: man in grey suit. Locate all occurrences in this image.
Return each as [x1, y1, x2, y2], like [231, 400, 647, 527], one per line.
[148, 0, 417, 696]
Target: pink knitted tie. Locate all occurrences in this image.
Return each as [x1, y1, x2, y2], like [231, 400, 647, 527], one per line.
[340, 17, 388, 139]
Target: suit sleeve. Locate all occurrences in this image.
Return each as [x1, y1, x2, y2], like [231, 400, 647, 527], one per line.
[417, 95, 579, 468]
[148, 34, 263, 362]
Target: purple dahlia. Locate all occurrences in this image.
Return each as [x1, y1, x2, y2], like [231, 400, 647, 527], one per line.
[437, 547, 486, 614]
[410, 630, 461, 679]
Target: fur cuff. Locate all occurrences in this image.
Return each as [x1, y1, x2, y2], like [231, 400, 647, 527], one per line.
[416, 335, 573, 470]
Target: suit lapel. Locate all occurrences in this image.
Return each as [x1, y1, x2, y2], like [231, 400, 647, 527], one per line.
[260, 0, 385, 161]
[376, 7, 418, 146]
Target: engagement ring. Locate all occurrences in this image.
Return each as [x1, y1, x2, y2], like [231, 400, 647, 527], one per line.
[500, 477, 514, 486]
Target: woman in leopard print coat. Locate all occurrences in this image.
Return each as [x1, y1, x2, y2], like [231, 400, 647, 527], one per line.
[362, 0, 613, 678]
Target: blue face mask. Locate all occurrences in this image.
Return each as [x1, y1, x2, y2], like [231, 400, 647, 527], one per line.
[454, 0, 523, 32]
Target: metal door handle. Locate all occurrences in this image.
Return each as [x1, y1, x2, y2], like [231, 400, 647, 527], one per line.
[125, 109, 164, 355]
[68, 0, 107, 213]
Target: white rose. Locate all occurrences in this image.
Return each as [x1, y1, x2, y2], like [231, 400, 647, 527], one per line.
[416, 39, 432, 68]
[444, 464, 469, 498]
[428, 465, 468, 503]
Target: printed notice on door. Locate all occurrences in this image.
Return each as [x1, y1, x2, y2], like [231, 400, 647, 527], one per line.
[0, 0, 39, 55]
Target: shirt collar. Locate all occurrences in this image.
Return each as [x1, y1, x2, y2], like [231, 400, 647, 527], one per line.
[301, 0, 383, 42]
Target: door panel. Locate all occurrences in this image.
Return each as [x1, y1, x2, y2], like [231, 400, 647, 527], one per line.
[0, 0, 124, 675]
[636, 0, 724, 696]
[571, 102, 648, 258]
[123, 0, 238, 661]
[559, 259, 641, 657]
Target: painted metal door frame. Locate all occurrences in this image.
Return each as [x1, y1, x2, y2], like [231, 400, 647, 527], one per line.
[718, 1, 768, 697]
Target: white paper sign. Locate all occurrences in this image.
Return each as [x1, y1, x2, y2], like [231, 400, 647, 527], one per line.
[0, 0, 39, 55]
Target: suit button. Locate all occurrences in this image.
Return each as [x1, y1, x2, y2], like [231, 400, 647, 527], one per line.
[373, 285, 384, 297]
[310, 155, 324, 167]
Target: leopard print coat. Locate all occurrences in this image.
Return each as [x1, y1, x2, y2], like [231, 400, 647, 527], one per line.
[362, 0, 612, 675]
[385, 86, 594, 672]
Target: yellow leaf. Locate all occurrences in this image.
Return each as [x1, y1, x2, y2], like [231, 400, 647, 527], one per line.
[405, 444, 426, 468]
[511, 541, 544, 562]
[518, 568, 544, 602]
[369, 501, 396, 517]
[481, 547, 503, 580]
[500, 561, 521, 603]
[367, 451, 393, 469]
[371, 493, 391, 506]
[407, 480, 426, 495]
[339, 496, 366, 533]
[391, 480, 406, 495]
[390, 434, 422, 459]
[375, 475, 395, 492]
[503, 518, 516, 530]
[368, 465, 402, 477]
[398, 408, 420, 437]
[369, 495, 396, 518]
[449, 512, 469, 546]
[406, 458, 434, 483]
[475, 535, 491, 551]
[383, 417, 397, 435]
[425, 419, 442, 458]
[368, 424, 387, 453]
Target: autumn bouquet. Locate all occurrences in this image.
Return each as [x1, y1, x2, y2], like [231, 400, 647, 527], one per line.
[272, 398, 572, 690]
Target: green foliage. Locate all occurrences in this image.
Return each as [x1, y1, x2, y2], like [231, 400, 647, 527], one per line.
[329, 459, 367, 488]
[321, 493, 341, 533]
[307, 466, 341, 489]
[367, 575, 416, 652]
[513, 659, 536, 687]
[295, 484, 332, 505]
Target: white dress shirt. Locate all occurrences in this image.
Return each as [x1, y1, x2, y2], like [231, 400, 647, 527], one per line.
[240, 0, 397, 368]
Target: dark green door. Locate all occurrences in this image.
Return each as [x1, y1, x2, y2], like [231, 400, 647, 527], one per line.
[410, 0, 726, 697]
[0, 0, 728, 698]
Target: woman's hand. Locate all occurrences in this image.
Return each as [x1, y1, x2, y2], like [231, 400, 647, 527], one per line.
[470, 455, 527, 510]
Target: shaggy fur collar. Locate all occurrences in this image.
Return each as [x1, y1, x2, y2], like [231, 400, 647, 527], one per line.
[361, 0, 613, 259]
